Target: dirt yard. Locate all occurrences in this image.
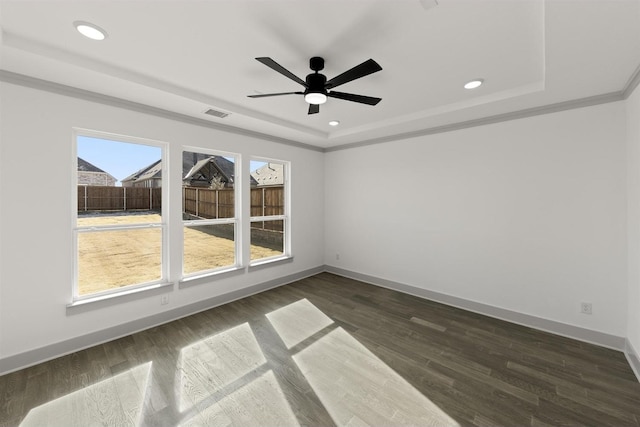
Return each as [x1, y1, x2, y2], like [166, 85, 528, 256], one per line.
[77, 213, 282, 296]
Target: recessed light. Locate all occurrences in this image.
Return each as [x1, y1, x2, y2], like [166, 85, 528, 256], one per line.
[329, 120, 340, 127]
[74, 21, 107, 41]
[464, 79, 484, 89]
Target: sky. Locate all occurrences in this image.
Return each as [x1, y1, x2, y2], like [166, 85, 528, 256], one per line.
[77, 135, 266, 185]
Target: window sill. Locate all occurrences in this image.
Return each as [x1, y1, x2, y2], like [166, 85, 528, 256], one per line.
[67, 282, 175, 315]
[179, 266, 245, 289]
[248, 255, 294, 272]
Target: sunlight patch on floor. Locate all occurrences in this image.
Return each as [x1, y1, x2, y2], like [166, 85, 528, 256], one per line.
[178, 370, 299, 427]
[177, 322, 266, 412]
[292, 327, 459, 426]
[177, 322, 299, 426]
[20, 362, 151, 427]
[265, 298, 334, 349]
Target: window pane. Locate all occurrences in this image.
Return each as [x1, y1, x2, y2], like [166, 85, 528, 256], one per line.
[183, 152, 236, 220]
[251, 220, 284, 261]
[183, 224, 236, 275]
[77, 228, 162, 296]
[250, 161, 285, 188]
[77, 136, 162, 224]
[250, 162, 285, 217]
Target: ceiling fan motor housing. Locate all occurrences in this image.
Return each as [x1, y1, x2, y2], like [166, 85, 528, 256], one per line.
[305, 72, 327, 96]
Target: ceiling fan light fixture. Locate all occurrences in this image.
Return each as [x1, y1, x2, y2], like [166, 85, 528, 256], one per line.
[464, 79, 484, 89]
[304, 92, 327, 105]
[74, 21, 107, 40]
[248, 56, 382, 114]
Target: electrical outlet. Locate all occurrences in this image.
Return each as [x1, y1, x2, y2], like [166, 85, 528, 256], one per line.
[161, 295, 169, 306]
[581, 302, 592, 315]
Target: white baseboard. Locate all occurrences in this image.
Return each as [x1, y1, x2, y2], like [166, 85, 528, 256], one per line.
[626, 339, 640, 382]
[2, 265, 636, 383]
[324, 265, 627, 352]
[0, 266, 324, 375]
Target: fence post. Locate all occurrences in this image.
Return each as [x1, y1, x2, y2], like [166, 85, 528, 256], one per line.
[149, 187, 152, 210]
[84, 185, 87, 211]
[123, 187, 126, 211]
[195, 188, 199, 217]
[216, 190, 219, 219]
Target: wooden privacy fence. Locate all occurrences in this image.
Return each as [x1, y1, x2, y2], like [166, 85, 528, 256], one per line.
[183, 186, 284, 232]
[78, 185, 284, 232]
[183, 187, 235, 219]
[250, 186, 284, 232]
[77, 185, 161, 211]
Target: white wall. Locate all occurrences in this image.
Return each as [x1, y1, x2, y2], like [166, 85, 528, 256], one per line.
[325, 102, 628, 337]
[0, 77, 635, 371]
[627, 84, 640, 356]
[0, 82, 325, 362]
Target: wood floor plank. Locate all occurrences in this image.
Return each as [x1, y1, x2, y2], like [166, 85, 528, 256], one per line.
[1, 272, 639, 426]
[410, 316, 448, 332]
[0, 370, 26, 424]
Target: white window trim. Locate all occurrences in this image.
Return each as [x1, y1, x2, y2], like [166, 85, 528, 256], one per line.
[249, 158, 291, 267]
[181, 147, 242, 280]
[71, 128, 170, 303]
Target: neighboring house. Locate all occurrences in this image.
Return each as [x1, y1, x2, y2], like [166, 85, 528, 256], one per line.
[183, 153, 258, 188]
[77, 157, 117, 186]
[251, 162, 284, 186]
[121, 159, 162, 188]
[183, 154, 236, 189]
[122, 153, 257, 189]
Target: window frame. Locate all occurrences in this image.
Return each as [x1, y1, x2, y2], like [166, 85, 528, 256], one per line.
[71, 128, 170, 303]
[181, 147, 242, 280]
[249, 157, 291, 266]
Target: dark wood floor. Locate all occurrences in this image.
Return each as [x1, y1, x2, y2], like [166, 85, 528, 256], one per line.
[1, 272, 639, 426]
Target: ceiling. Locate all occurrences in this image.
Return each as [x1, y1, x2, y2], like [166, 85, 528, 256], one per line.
[1, 0, 639, 150]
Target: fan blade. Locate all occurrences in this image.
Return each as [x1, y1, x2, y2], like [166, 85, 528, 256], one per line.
[328, 91, 381, 105]
[248, 92, 303, 98]
[325, 59, 382, 89]
[308, 104, 320, 115]
[255, 57, 308, 87]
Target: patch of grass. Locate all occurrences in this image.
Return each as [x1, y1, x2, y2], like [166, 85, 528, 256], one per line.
[77, 214, 281, 296]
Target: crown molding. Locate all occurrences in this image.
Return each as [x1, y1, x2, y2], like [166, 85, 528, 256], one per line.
[2, 68, 637, 154]
[325, 91, 624, 153]
[2, 31, 327, 140]
[0, 70, 324, 153]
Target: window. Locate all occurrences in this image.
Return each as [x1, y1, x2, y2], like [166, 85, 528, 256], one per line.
[73, 131, 291, 302]
[250, 159, 289, 263]
[182, 150, 239, 277]
[74, 132, 166, 300]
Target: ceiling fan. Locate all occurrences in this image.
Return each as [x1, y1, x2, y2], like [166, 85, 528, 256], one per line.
[248, 56, 382, 115]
